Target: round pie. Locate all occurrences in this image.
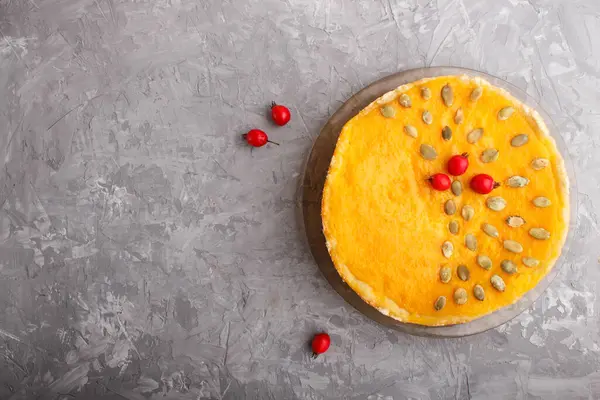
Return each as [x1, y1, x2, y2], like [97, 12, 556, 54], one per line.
[321, 75, 569, 326]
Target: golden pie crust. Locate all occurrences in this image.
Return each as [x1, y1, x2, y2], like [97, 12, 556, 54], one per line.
[321, 75, 569, 326]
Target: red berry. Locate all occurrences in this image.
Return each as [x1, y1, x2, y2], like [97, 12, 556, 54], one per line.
[311, 333, 330, 358]
[243, 129, 279, 147]
[470, 174, 500, 194]
[447, 153, 469, 176]
[428, 173, 451, 191]
[271, 102, 291, 126]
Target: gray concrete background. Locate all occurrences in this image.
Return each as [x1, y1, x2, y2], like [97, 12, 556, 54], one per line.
[0, 0, 599, 399]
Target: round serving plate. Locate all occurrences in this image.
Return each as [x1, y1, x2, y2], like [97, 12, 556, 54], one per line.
[301, 66, 578, 337]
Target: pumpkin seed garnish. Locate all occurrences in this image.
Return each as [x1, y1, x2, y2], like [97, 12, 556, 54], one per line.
[477, 255, 492, 270]
[439, 266, 452, 283]
[442, 241, 454, 258]
[506, 216, 526, 228]
[501, 259, 517, 274]
[533, 197, 551, 208]
[491, 274, 506, 292]
[451, 180, 462, 196]
[481, 148, 499, 163]
[486, 196, 507, 211]
[434, 296, 447, 311]
[467, 128, 483, 144]
[449, 220, 460, 235]
[404, 125, 418, 138]
[457, 265, 470, 281]
[497, 106, 515, 121]
[442, 126, 452, 141]
[522, 257, 540, 268]
[473, 285, 485, 301]
[529, 227, 551, 240]
[470, 86, 483, 102]
[511, 134, 529, 147]
[441, 84, 454, 107]
[503, 240, 524, 253]
[444, 199, 457, 216]
[481, 223, 499, 238]
[531, 158, 550, 170]
[461, 205, 475, 221]
[465, 233, 477, 251]
[454, 108, 464, 124]
[380, 105, 396, 118]
[420, 144, 437, 160]
[399, 93, 412, 108]
[454, 288, 467, 305]
[422, 110, 433, 125]
[507, 175, 530, 188]
[421, 87, 431, 100]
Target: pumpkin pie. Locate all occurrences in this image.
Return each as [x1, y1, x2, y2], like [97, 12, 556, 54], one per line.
[321, 75, 569, 326]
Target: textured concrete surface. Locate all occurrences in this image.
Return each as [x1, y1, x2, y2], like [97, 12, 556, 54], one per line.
[0, 0, 599, 399]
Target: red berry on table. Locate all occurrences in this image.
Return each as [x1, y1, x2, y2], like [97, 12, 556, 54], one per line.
[271, 102, 291, 126]
[447, 153, 469, 176]
[470, 174, 500, 194]
[243, 129, 279, 147]
[311, 333, 330, 358]
[428, 173, 451, 191]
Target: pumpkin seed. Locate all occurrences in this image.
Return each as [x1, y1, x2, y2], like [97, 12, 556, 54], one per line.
[404, 125, 418, 138]
[442, 126, 452, 141]
[506, 215, 526, 228]
[507, 175, 530, 188]
[441, 84, 454, 107]
[503, 240, 523, 253]
[457, 265, 470, 281]
[522, 257, 540, 268]
[529, 227, 551, 240]
[439, 266, 452, 283]
[399, 93, 412, 108]
[462, 205, 475, 221]
[422, 110, 433, 125]
[454, 108, 464, 124]
[481, 223, 499, 238]
[473, 285, 485, 301]
[454, 288, 467, 305]
[533, 197, 551, 208]
[511, 134, 529, 147]
[421, 87, 431, 100]
[531, 158, 550, 170]
[434, 296, 447, 311]
[467, 128, 483, 144]
[381, 105, 396, 118]
[477, 255, 492, 270]
[465, 233, 477, 251]
[470, 86, 482, 101]
[481, 148, 499, 163]
[420, 144, 437, 160]
[501, 259, 517, 274]
[486, 196, 506, 211]
[444, 199, 457, 216]
[491, 274, 506, 292]
[497, 106, 515, 121]
[442, 241, 453, 258]
[449, 220, 459, 235]
[451, 180, 462, 196]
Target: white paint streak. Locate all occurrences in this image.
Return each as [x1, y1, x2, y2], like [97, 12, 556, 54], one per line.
[0, 36, 32, 58]
[49, 363, 90, 394]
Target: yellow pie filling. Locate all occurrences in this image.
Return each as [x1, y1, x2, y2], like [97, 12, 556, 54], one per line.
[321, 75, 569, 326]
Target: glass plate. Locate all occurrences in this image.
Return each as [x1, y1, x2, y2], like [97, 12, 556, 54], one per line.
[301, 66, 578, 337]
